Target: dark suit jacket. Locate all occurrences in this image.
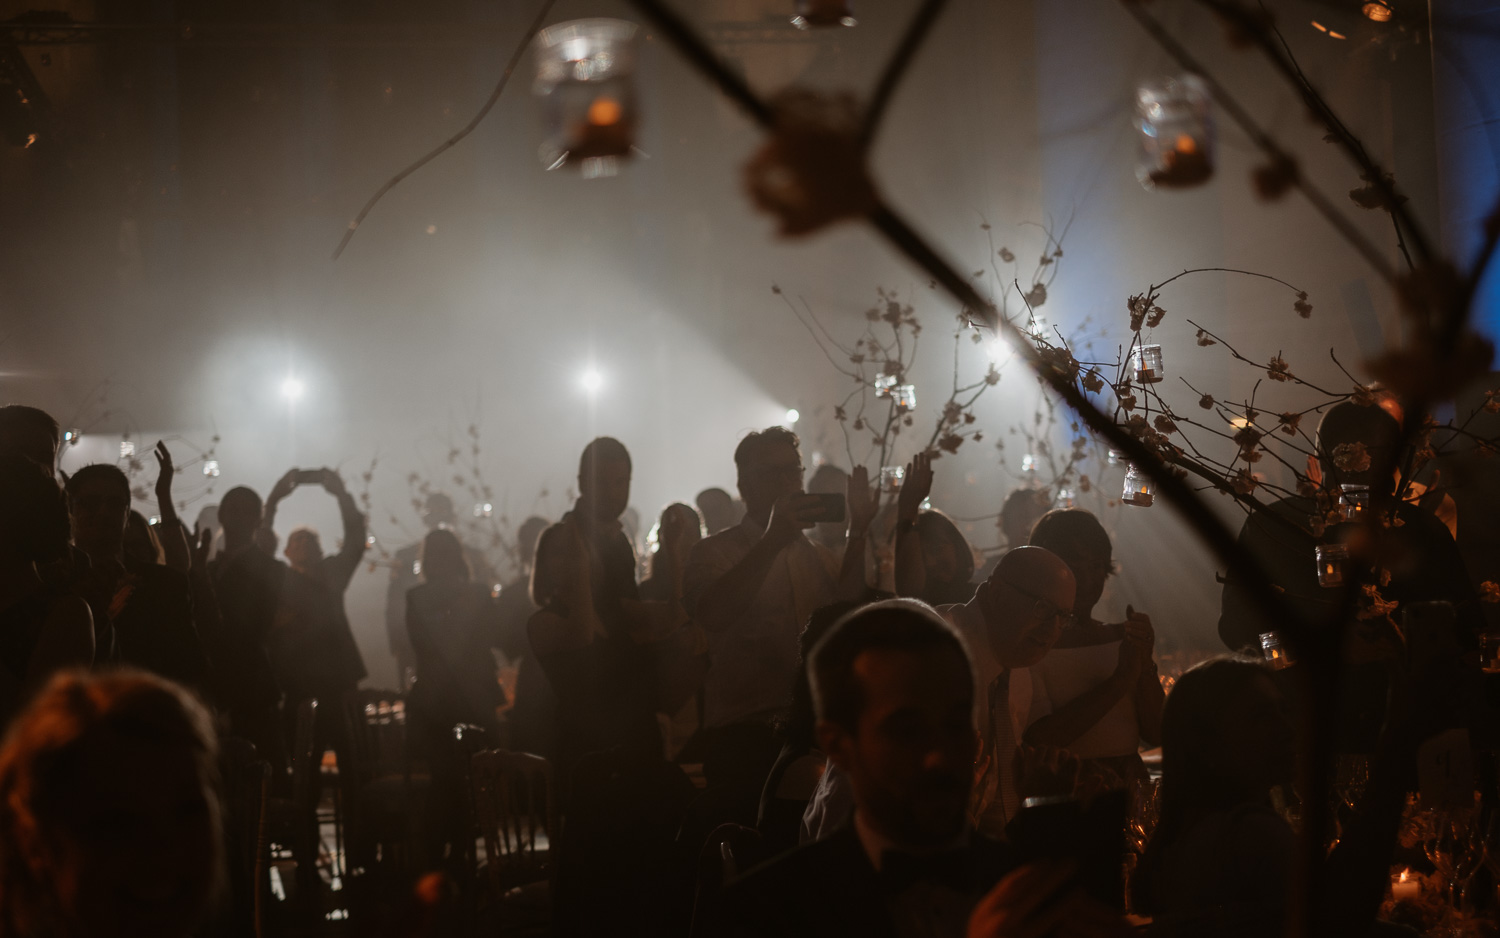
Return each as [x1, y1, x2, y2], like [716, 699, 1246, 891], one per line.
[713, 824, 1018, 938]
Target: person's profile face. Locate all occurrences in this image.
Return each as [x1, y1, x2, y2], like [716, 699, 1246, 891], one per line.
[47, 736, 221, 938]
[981, 574, 1074, 668]
[838, 646, 975, 847]
[69, 478, 130, 555]
[581, 457, 631, 523]
[741, 441, 804, 514]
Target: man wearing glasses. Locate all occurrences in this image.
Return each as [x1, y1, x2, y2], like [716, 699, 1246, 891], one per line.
[685, 427, 877, 808]
[936, 546, 1077, 837]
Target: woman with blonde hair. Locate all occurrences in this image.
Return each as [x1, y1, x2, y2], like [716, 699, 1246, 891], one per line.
[0, 669, 223, 938]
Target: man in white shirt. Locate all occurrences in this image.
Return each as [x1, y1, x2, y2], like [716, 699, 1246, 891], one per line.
[684, 427, 875, 798]
[937, 546, 1076, 837]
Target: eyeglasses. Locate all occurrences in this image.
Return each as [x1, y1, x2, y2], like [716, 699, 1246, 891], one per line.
[998, 578, 1075, 630]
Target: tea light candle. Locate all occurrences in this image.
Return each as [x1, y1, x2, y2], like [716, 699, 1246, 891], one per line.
[892, 385, 917, 413]
[879, 466, 905, 494]
[1390, 868, 1419, 901]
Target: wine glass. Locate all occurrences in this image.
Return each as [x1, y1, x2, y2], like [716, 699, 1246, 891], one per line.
[1126, 777, 1161, 855]
[1422, 798, 1485, 913]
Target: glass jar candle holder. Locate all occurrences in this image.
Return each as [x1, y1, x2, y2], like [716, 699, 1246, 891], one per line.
[533, 19, 639, 176]
[1132, 344, 1165, 384]
[1122, 464, 1155, 507]
[1021, 453, 1037, 474]
[1136, 74, 1215, 189]
[791, 0, 856, 28]
[1107, 449, 1124, 467]
[1339, 484, 1370, 522]
[1316, 544, 1350, 588]
[873, 373, 898, 397]
[1260, 631, 1293, 670]
[879, 465, 905, 494]
[1054, 487, 1076, 510]
[891, 385, 917, 413]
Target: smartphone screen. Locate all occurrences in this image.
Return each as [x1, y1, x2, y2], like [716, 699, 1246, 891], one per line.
[294, 469, 323, 485]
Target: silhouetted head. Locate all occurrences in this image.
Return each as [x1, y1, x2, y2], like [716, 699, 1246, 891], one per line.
[1028, 508, 1113, 621]
[577, 437, 632, 524]
[1316, 401, 1402, 492]
[972, 545, 1076, 668]
[811, 600, 975, 848]
[516, 516, 549, 570]
[0, 669, 223, 938]
[284, 526, 323, 573]
[913, 510, 975, 590]
[217, 487, 262, 547]
[422, 493, 456, 530]
[735, 426, 803, 521]
[695, 487, 740, 534]
[0, 449, 71, 567]
[421, 528, 469, 584]
[0, 405, 60, 470]
[65, 464, 132, 561]
[998, 487, 1050, 548]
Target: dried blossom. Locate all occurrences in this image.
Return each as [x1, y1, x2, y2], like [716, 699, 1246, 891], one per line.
[943, 401, 964, 425]
[1195, 329, 1216, 347]
[963, 413, 976, 424]
[1128, 295, 1150, 333]
[1484, 390, 1500, 415]
[1198, 393, 1215, 410]
[939, 433, 964, 454]
[1331, 442, 1371, 474]
[849, 353, 864, 364]
[1023, 283, 1048, 308]
[865, 308, 881, 322]
[1120, 393, 1138, 412]
[1146, 305, 1167, 329]
[984, 366, 1001, 386]
[999, 247, 1015, 263]
[1296, 477, 1317, 498]
[834, 406, 847, 422]
[1228, 469, 1258, 496]
[1266, 356, 1291, 382]
[853, 418, 865, 430]
[1479, 581, 1500, 604]
[1082, 369, 1104, 393]
[1294, 292, 1313, 319]
[1351, 385, 1376, 407]
[1357, 584, 1400, 622]
[1348, 170, 1407, 212]
[743, 89, 876, 236]
[1278, 412, 1302, 436]
[1153, 415, 1177, 435]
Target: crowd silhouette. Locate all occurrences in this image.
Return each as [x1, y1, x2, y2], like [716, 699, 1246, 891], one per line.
[0, 399, 1495, 938]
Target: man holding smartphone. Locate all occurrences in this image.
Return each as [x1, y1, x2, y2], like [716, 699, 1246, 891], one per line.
[684, 426, 876, 806]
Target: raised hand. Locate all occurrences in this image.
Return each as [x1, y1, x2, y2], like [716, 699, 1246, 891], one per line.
[763, 491, 821, 550]
[153, 440, 175, 508]
[268, 468, 299, 503]
[1123, 605, 1155, 659]
[319, 467, 348, 497]
[847, 464, 879, 539]
[897, 450, 934, 524]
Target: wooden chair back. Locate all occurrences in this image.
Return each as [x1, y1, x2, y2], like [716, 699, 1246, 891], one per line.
[470, 749, 555, 896]
[342, 689, 411, 786]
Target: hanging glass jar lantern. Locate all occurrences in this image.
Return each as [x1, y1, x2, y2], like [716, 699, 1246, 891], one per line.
[533, 19, 639, 178]
[1136, 74, 1214, 189]
[1122, 464, 1155, 507]
[1338, 484, 1370, 522]
[879, 465, 905, 494]
[1131, 344, 1165, 384]
[892, 385, 917, 413]
[1259, 631, 1293, 670]
[874, 373, 898, 397]
[792, 0, 856, 29]
[1054, 487, 1076, 510]
[1316, 543, 1350, 588]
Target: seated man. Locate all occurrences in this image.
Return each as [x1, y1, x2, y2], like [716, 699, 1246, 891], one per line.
[716, 600, 1121, 938]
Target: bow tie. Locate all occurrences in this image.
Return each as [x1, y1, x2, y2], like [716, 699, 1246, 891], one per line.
[878, 846, 980, 894]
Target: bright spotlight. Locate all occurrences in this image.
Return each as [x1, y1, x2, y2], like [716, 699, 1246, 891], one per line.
[784, 408, 800, 425]
[281, 377, 305, 402]
[985, 339, 1014, 366]
[581, 368, 604, 393]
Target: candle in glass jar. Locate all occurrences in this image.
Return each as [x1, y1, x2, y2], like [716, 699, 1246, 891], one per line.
[1316, 544, 1349, 588]
[1122, 464, 1155, 507]
[1390, 868, 1419, 901]
[1132, 344, 1164, 384]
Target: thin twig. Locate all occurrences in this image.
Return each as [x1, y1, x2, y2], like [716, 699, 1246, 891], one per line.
[332, 0, 560, 260]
